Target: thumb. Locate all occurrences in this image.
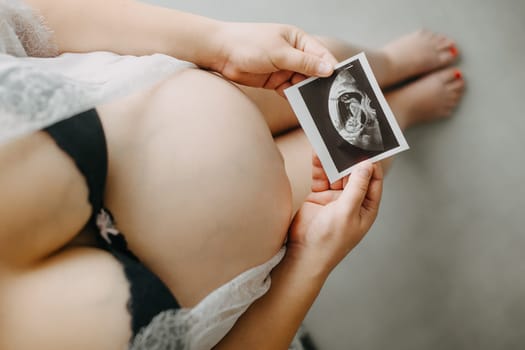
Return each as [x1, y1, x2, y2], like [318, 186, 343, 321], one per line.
[278, 48, 334, 77]
[339, 162, 373, 211]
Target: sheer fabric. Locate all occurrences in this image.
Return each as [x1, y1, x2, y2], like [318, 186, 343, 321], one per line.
[0, 0, 194, 145]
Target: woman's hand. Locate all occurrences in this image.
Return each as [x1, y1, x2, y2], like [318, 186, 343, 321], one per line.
[287, 155, 384, 277]
[211, 22, 338, 96]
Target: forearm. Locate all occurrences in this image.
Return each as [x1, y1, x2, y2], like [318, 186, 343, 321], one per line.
[214, 249, 328, 350]
[25, 0, 223, 67]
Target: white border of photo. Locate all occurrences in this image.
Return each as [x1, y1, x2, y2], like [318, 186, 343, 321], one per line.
[284, 52, 410, 183]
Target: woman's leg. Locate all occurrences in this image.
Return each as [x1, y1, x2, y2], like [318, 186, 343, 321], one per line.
[98, 68, 293, 307]
[321, 30, 458, 89]
[0, 247, 131, 350]
[0, 131, 92, 267]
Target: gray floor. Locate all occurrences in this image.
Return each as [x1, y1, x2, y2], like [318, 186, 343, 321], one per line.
[148, 1, 525, 349]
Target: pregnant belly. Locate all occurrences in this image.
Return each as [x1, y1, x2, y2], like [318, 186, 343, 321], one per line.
[98, 69, 293, 306]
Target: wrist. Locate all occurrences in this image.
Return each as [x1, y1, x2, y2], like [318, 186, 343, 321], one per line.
[284, 242, 333, 283]
[189, 17, 225, 69]
[204, 21, 238, 73]
[158, 8, 224, 68]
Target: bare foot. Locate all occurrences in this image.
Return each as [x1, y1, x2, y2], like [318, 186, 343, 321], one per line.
[382, 29, 459, 87]
[386, 67, 465, 129]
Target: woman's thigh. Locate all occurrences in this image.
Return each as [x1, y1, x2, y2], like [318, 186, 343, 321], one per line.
[0, 131, 91, 267]
[0, 247, 131, 350]
[274, 128, 312, 213]
[98, 68, 293, 307]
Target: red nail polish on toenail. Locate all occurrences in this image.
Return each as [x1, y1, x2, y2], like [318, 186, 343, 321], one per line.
[454, 70, 462, 79]
[450, 46, 458, 57]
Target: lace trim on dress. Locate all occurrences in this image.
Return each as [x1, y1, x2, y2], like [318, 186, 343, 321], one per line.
[0, 0, 196, 146]
[97, 210, 289, 350]
[0, 0, 58, 57]
[0, 51, 196, 145]
[0, 56, 101, 142]
[129, 249, 286, 350]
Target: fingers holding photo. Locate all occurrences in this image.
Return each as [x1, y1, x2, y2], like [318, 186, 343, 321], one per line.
[332, 162, 383, 252]
[361, 162, 384, 217]
[290, 159, 383, 275]
[216, 22, 337, 95]
[284, 53, 409, 183]
[311, 152, 345, 192]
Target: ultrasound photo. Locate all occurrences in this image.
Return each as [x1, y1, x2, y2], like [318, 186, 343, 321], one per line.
[285, 52, 409, 183]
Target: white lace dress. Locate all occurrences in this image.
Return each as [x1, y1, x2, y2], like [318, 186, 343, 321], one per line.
[0, 1, 312, 349]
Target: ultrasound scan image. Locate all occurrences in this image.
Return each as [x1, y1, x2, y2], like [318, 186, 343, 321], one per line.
[328, 68, 384, 152]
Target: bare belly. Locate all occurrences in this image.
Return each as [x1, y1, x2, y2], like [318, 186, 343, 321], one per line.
[98, 69, 292, 306]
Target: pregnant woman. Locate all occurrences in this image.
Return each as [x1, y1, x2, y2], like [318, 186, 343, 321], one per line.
[0, 0, 464, 349]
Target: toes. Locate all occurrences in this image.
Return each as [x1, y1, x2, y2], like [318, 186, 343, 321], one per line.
[436, 35, 456, 50]
[449, 45, 459, 57]
[432, 67, 465, 115]
[438, 67, 464, 83]
[445, 69, 466, 95]
[445, 76, 465, 113]
[383, 29, 461, 85]
[437, 43, 459, 65]
[438, 51, 455, 66]
[447, 78, 465, 93]
[444, 101, 460, 116]
[442, 97, 462, 116]
[432, 32, 459, 64]
[425, 30, 456, 49]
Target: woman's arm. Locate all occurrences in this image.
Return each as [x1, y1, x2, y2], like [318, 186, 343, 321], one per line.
[26, 0, 221, 67]
[215, 158, 384, 349]
[26, 0, 337, 93]
[214, 249, 327, 350]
